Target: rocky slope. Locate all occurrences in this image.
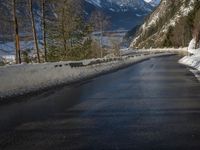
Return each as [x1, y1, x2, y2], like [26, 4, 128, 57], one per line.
[130, 0, 199, 48]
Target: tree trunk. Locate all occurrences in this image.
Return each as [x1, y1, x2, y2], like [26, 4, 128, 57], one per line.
[13, 0, 21, 64]
[29, 0, 40, 63]
[100, 23, 103, 58]
[41, 0, 47, 62]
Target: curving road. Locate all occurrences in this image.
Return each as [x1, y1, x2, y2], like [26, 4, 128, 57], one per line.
[1, 55, 200, 150]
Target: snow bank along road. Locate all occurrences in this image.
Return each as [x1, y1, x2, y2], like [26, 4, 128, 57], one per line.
[178, 46, 200, 80]
[0, 52, 174, 99]
[179, 54, 200, 80]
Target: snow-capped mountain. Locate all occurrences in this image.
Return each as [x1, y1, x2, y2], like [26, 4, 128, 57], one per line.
[130, 0, 198, 48]
[144, 0, 160, 7]
[84, 0, 160, 30]
[85, 0, 154, 12]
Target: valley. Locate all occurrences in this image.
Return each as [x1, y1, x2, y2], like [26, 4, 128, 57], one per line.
[0, 0, 159, 60]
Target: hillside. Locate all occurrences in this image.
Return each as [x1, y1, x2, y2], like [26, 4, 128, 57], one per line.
[130, 0, 200, 48]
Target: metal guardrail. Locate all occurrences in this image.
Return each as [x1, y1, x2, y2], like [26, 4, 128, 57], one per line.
[69, 62, 84, 68]
[53, 52, 165, 69]
[53, 57, 124, 68]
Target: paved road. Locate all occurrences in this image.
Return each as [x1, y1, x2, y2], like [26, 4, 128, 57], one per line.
[1, 55, 200, 150]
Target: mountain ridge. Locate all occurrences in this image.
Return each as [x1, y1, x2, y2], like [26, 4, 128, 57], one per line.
[84, 0, 159, 30]
[130, 0, 199, 48]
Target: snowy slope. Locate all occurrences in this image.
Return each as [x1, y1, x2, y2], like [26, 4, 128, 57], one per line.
[86, 0, 101, 7]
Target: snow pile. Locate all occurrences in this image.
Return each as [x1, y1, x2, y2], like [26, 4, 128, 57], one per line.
[187, 39, 200, 55]
[0, 52, 172, 99]
[179, 55, 200, 70]
[179, 54, 200, 81]
[179, 39, 200, 78]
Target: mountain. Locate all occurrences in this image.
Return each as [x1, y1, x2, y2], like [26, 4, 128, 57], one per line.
[84, 0, 159, 30]
[0, 0, 159, 34]
[130, 0, 200, 48]
[85, 0, 153, 12]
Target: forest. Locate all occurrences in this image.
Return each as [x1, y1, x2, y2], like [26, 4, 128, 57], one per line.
[0, 0, 114, 64]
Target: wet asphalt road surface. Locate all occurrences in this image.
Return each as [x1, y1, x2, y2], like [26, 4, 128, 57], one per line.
[1, 55, 200, 150]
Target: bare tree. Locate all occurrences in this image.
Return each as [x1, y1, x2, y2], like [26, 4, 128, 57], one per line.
[90, 10, 110, 57]
[111, 38, 121, 57]
[13, 0, 21, 64]
[29, 0, 40, 63]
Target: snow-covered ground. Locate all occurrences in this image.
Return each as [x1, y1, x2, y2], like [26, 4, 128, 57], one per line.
[179, 39, 200, 81]
[92, 30, 127, 48]
[0, 52, 173, 99]
[0, 41, 38, 55]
